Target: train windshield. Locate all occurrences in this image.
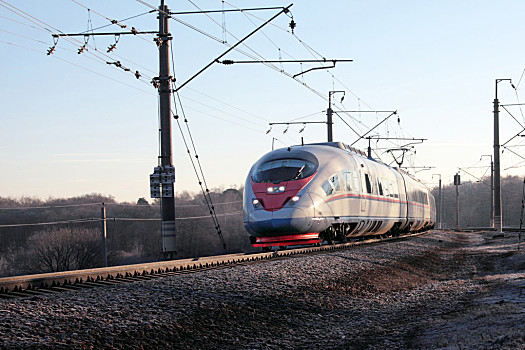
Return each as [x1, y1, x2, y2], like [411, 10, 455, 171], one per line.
[252, 158, 317, 183]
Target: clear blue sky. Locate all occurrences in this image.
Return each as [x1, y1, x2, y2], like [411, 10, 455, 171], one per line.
[1, 0, 525, 202]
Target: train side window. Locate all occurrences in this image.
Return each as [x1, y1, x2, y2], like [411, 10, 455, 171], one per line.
[353, 172, 360, 193]
[321, 180, 334, 196]
[364, 174, 372, 194]
[330, 174, 340, 192]
[342, 170, 352, 191]
[371, 175, 377, 195]
[383, 179, 390, 197]
[392, 182, 399, 198]
[378, 179, 384, 196]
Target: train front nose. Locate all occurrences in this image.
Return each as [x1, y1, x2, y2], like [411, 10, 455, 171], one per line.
[247, 207, 312, 234]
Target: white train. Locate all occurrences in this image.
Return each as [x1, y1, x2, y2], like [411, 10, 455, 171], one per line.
[243, 142, 435, 249]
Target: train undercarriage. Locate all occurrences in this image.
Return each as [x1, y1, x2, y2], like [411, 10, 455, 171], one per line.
[252, 220, 434, 252]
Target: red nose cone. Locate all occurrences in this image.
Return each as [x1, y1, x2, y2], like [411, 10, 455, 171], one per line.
[251, 173, 315, 211]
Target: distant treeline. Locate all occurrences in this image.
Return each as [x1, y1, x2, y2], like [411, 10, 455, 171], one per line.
[0, 188, 251, 277]
[431, 175, 525, 229]
[2, 175, 524, 277]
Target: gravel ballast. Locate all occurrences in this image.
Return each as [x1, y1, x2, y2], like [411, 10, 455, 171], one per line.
[1, 231, 524, 349]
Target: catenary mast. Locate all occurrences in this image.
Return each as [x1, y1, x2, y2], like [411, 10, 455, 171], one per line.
[150, 0, 176, 259]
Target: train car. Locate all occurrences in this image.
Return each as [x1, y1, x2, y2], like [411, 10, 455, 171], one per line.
[243, 141, 435, 249]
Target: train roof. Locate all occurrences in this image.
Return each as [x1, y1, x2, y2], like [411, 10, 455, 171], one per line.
[303, 141, 368, 157]
[303, 141, 424, 184]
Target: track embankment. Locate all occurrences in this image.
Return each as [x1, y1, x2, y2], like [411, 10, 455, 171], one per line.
[1, 230, 523, 349]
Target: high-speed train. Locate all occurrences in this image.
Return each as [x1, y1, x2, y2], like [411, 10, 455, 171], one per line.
[243, 141, 435, 249]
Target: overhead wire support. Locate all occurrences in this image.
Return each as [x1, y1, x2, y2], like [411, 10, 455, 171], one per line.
[332, 111, 362, 139]
[293, 59, 337, 78]
[386, 148, 413, 167]
[457, 167, 490, 186]
[268, 121, 325, 125]
[218, 59, 352, 64]
[164, 1, 328, 99]
[333, 110, 398, 140]
[174, 4, 293, 93]
[500, 105, 525, 128]
[411, 166, 434, 174]
[52, 30, 158, 37]
[218, 59, 353, 78]
[169, 7, 286, 15]
[350, 111, 398, 146]
[365, 136, 426, 159]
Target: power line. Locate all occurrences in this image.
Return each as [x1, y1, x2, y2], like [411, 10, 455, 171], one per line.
[10, 15, 322, 131]
[0, 218, 101, 228]
[113, 211, 242, 221]
[0, 203, 102, 210]
[0, 1, 155, 83]
[158, 1, 327, 99]
[70, 0, 156, 46]
[179, 104, 266, 133]
[0, 200, 242, 211]
[170, 40, 227, 248]
[0, 27, 49, 45]
[185, 87, 270, 122]
[0, 39, 155, 94]
[172, 99, 227, 248]
[178, 95, 267, 129]
[0, 212, 243, 229]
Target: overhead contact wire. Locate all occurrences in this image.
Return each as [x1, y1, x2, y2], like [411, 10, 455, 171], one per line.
[170, 44, 226, 249]
[174, 87, 226, 249]
[182, 0, 325, 99]
[0, 0, 152, 84]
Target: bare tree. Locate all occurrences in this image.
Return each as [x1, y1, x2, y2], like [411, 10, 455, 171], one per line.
[25, 228, 102, 273]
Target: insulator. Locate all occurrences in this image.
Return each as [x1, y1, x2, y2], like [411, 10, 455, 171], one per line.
[289, 19, 296, 34]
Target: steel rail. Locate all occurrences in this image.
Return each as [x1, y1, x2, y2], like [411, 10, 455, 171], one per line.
[0, 231, 431, 299]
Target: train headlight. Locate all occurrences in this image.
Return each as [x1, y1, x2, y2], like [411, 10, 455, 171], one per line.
[267, 185, 286, 194]
[252, 199, 261, 209]
[288, 195, 301, 206]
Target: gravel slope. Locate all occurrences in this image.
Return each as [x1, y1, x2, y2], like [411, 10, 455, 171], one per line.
[1, 231, 523, 349]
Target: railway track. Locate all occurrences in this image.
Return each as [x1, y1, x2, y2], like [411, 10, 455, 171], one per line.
[0, 231, 431, 300]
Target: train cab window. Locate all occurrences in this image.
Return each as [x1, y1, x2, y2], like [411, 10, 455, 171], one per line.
[342, 170, 352, 191]
[321, 180, 335, 196]
[252, 158, 317, 184]
[330, 174, 340, 192]
[364, 174, 372, 194]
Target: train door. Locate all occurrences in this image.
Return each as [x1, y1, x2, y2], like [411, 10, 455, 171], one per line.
[359, 167, 366, 213]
